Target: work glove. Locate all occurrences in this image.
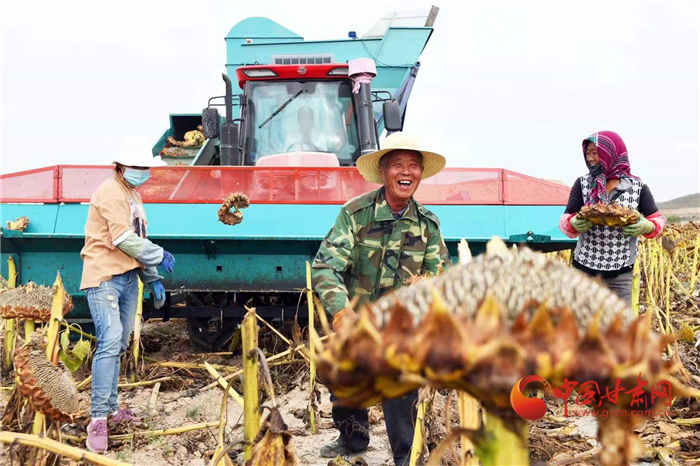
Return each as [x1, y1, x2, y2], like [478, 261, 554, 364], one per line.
[623, 213, 655, 237]
[570, 216, 594, 233]
[151, 280, 166, 309]
[159, 251, 175, 274]
[332, 308, 356, 332]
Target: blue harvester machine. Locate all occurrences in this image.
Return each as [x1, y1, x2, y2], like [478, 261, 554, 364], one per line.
[1, 11, 574, 350]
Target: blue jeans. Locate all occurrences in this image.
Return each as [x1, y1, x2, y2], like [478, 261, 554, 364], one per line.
[86, 270, 139, 418]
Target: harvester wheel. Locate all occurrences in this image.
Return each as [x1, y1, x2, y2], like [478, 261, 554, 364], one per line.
[186, 318, 240, 353]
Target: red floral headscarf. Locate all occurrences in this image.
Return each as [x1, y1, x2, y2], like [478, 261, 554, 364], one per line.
[583, 131, 638, 204]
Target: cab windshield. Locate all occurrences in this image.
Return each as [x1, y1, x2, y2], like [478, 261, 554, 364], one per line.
[245, 80, 360, 166]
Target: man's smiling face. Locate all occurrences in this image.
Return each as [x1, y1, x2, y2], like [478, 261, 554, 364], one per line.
[379, 150, 423, 204]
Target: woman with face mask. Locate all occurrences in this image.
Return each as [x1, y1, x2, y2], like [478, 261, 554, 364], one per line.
[79, 152, 175, 453]
[559, 131, 666, 303]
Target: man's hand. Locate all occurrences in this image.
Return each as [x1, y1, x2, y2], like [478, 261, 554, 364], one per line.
[332, 308, 356, 332]
[570, 216, 594, 233]
[623, 213, 654, 237]
[152, 280, 166, 309]
[160, 251, 175, 274]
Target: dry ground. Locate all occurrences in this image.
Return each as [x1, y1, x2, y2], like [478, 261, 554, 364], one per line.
[1, 319, 394, 466]
[1, 272, 699, 465]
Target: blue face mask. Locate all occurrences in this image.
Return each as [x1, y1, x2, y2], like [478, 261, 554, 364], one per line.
[123, 168, 150, 187]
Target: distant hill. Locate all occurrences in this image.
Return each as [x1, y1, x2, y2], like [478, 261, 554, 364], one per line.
[658, 193, 700, 210]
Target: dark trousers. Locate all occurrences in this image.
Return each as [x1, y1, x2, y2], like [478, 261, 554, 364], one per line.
[331, 390, 418, 466]
[574, 260, 633, 305]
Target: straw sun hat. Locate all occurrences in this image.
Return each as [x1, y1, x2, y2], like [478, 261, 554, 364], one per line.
[356, 132, 446, 184]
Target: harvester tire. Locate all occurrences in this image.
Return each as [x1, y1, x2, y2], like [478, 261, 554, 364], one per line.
[186, 317, 240, 353]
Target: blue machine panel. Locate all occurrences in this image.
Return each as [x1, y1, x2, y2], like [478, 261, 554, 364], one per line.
[1, 201, 573, 321]
[1, 204, 60, 235]
[2, 203, 573, 243]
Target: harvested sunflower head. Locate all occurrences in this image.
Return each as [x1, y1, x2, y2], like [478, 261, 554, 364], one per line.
[166, 129, 205, 148]
[0, 281, 73, 321]
[577, 203, 639, 227]
[13, 332, 81, 422]
[6, 216, 29, 231]
[218, 192, 250, 226]
[184, 129, 206, 146]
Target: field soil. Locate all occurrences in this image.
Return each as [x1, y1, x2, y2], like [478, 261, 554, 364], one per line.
[2, 252, 699, 466]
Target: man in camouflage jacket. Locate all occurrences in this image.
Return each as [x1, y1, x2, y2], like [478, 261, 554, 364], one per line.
[312, 132, 450, 465]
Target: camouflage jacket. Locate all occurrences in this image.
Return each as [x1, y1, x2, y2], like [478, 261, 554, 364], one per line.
[311, 188, 451, 315]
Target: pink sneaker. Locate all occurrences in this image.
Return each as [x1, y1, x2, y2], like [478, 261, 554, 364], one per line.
[110, 408, 142, 424]
[86, 419, 108, 453]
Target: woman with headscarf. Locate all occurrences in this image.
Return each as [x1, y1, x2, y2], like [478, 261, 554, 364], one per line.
[80, 151, 175, 453]
[559, 131, 666, 303]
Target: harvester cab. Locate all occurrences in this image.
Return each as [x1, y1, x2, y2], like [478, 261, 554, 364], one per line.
[154, 13, 428, 170]
[202, 61, 402, 170]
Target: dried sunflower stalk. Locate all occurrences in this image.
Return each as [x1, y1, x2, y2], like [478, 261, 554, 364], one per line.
[315, 238, 699, 465]
[13, 332, 81, 422]
[218, 192, 250, 226]
[577, 203, 639, 227]
[0, 282, 73, 321]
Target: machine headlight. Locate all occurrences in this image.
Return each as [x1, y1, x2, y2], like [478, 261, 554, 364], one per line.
[243, 69, 278, 78]
[327, 67, 349, 76]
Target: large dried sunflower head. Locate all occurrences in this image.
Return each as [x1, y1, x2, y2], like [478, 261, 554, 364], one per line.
[315, 237, 698, 432]
[13, 331, 81, 422]
[577, 203, 639, 227]
[0, 281, 73, 321]
[218, 192, 250, 226]
[6, 216, 29, 231]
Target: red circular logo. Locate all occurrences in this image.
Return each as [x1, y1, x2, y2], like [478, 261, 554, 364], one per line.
[298, 66, 307, 75]
[510, 375, 551, 421]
